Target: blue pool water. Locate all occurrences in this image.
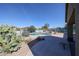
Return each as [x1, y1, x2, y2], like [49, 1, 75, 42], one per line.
[30, 32, 51, 36]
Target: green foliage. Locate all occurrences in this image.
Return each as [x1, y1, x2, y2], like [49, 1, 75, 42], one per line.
[27, 25, 36, 33]
[41, 23, 49, 30]
[0, 25, 22, 53]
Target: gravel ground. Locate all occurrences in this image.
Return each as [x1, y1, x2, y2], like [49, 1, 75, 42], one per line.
[0, 42, 33, 56]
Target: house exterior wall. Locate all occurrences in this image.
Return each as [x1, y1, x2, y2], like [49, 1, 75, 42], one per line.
[67, 4, 73, 23]
[66, 3, 79, 56]
[75, 4, 79, 56]
[66, 4, 75, 23]
[35, 30, 43, 33]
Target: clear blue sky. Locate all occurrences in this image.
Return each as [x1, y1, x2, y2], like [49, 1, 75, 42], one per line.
[0, 3, 65, 28]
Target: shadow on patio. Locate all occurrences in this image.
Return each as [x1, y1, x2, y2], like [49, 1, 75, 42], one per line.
[28, 35, 71, 56]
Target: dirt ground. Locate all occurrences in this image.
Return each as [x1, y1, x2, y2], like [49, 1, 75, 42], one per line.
[0, 42, 33, 56]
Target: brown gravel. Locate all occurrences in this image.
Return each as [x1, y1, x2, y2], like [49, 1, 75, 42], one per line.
[0, 42, 33, 56]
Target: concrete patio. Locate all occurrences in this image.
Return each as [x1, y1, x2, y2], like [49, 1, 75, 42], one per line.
[28, 35, 71, 56]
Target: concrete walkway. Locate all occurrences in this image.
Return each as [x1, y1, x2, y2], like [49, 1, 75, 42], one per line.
[29, 36, 71, 56]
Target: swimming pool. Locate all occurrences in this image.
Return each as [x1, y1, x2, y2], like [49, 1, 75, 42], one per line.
[30, 32, 51, 36]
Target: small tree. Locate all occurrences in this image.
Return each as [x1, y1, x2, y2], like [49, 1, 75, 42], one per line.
[27, 25, 36, 33]
[41, 23, 49, 31]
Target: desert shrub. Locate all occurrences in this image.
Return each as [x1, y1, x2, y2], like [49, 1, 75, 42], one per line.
[0, 25, 22, 53]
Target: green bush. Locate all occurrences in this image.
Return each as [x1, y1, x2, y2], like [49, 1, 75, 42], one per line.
[0, 25, 22, 53]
